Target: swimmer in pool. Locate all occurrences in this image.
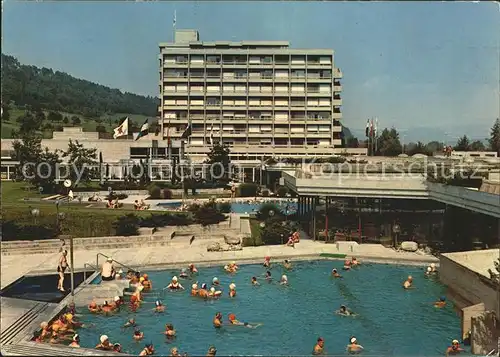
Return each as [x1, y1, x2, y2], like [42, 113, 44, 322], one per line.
[228, 313, 261, 328]
[154, 300, 165, 313]
[166, 276, 184, 290]
[213, 312, 223, 328]
[188, 263, 198, 274]
[445, 339, 464, 356]
[346, 337, 364, 354]
[212, 277, 220, 286]
[101, 301, 114, 314]
[265, 271, 272, 281]
[343, 259, 351, 271]
[425, 266, 433, 276]
[263, 256, 271, 268]
[123, 318, 136, 328]
[313, 337, 324, 355]
[208, 287, 222, 298]
[227, 261, 239, 272]
[164, 324, 176, 339]
[207, 345, 217, 357]
[191, 283, 199, 296]
[351, 257, 360, 266]
[332, 269, 342, 278]
[228, 283, 237, 297]
[88, 301, 100, 313]
[251, 276, 260, 286]
[430, 263, 438, 273]
[199, 283, 209, 298]
[283, 260, 292, 270]
[403, 275, 413, 289]
[434, 296, 446, 308]
[133, 328, 144, 341]
[280, 275, 288, 285]
[139, 343, 154, 356]
[336, 305, 355, 316]
[179, 268, 189, 279]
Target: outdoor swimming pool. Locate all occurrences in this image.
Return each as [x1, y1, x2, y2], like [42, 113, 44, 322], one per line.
[157, 200, 299, 215]
[74, 260, 465, 356]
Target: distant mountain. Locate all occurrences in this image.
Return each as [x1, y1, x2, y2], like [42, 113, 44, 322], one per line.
[1, 54, 159, 117]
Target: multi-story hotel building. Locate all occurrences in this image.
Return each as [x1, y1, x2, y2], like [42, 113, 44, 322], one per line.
[159, 30, 344, 162]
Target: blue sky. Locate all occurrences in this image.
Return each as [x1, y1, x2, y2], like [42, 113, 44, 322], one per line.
[2, 1, 499, 138]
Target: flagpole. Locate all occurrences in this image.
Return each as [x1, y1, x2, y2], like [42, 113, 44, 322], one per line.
[173, 10, 176, 42]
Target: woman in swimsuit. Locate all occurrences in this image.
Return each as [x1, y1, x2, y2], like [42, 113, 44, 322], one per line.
[57, 250, 68, 292]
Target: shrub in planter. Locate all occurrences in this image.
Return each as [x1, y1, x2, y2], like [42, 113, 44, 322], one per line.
[218, 201, 231, 213]
[276, 186, 289, 198]
[161, 188, 173, 199]
[237, 183, 258, 197]
[113, 213, 140, 236]
[148, 184, 162, 199]
[256, 203, 282, 221]
[105, 193, 128, 201]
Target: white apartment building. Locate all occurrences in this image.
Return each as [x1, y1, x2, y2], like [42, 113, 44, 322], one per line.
[159, 30, 346, 163]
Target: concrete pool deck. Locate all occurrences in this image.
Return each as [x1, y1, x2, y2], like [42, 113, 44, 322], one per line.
[1, 240, 438, 290]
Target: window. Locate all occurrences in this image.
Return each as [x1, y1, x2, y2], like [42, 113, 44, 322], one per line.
[206, 98, 220, 106]
[130, 148, 149, 158]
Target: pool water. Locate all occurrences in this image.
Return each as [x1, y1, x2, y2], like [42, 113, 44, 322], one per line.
[157, 201, 298, 215]
[75, 261, 465, 356]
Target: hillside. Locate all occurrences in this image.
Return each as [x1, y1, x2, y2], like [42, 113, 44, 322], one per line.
[1, 54, 159, 117]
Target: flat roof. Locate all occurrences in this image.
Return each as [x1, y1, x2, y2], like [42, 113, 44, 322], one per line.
[441, 249, 499, 278]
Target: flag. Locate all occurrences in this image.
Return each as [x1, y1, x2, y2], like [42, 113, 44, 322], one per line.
[173, 10, 176, 28]
[370, 119, 374, 138]
[375, 117, 379, 137]
[181, 123, 192, 139]
[365, 119, 370, 137]
[113, 117, 129, 139]
[209, 123, 214, 145]
[134, 119, 149, 141]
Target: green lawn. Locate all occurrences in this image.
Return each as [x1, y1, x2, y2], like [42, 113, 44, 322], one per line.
[244, 217, 263, 246]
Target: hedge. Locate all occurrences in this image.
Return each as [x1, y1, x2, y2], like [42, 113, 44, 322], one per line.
[237, 183, 259, 197]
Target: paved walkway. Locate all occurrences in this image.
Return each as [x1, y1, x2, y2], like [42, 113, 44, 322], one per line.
[1, 240, 437, 289]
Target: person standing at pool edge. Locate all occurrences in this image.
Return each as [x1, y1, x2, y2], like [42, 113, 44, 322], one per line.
[57, 250, 68, 292]
[101, 257, 116, 281]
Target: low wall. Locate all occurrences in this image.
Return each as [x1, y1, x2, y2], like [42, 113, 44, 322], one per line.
[440, 253, 499, 318]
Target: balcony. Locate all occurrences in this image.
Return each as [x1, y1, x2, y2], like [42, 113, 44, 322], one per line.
[333, 98, 343, 106]
[222, 61, 247, 68]
[290, 75, 306, 82]
[333, 85, 342, 92]
[163, 76, 189, 82]
[332, 125, 343, 133]
[307, 76, 332, 82]
[307, 90, 332, 97]
[334, 68, 343, 78]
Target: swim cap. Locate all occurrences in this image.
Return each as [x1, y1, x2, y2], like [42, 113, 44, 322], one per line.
[427, 267, 432, 272]
[140, 277, 145, 282]
[73, 334, 79, 341]
[181, 268, 187, 273]
[224, 265, 229, 270]
[228, 313, 236, 321]
[155, 300, 161, 306]
[341, 305, 346, 309]
[100, 335, 109, 343]
[107, 257, 113, 262]
[231, 261, 236, 265]
[229, 283, 236, 290]
[210, 287, 215, 293]
[114, 296, 120, 302]
[282, 275, 287, 280]
[65, 313, 73, 320]
[452, 339, 459, 344]
[213, 277, 219, 283]
[192, 283, 198, 289]
[170, 347, 178, 354]
[114, 343, 121, 348]
[201, 283, 207, 289]
[408, 275, 413, 280]
[172, 276, 178, 281]
[209, 346, 217, 353]
[333, 269, 337, 273]
[440, 296, 446, 301]
[103, 300, 108, 306]
[431, 263, 436, 268]
[40, 322, 48, 329]
[118, 269, 123, 274]
[350, 337, 357, 343]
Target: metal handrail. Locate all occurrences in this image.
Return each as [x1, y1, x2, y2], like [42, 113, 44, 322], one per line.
[83, 263, 98, 281]
[96, 253, 136, 274]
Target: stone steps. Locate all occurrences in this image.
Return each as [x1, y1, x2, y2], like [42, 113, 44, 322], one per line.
[0, 302, 51, 346]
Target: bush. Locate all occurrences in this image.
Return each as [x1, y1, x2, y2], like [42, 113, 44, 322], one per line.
[218, 201, 232, 213]
[112, 213, 139, 236]
[1, 221, 57, 241]
[105, 192, 128, 201]
[161, 188, 173, 199]
[256, 203, 282, 221]
[260, 218, 290, 245]
[276, 186, 289, 198]
[139, 213, 193, 228]
[148, 184, 162, 199]
[237, 183, 258, 197]
[325, 156, 346, 164]
[192, 200, 227, 227]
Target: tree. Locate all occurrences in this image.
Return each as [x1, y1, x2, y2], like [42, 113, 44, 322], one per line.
[425, 141, 444, 154]
[376, 128, 402, 156]
[35, 109, 46, 123]
[47, 111, 63, 122]
[11, 132, 61, 190]
[407, 141, 429, 156]
[113, 214, 139, 236]
[205, 143, 232, 182]
[192, 199, 227, 229]
[489, 118, 500, 155]
[71, 116, 81, 126]
[469, 140, 485, 151]
[260, 217, 290, 245]
[17, 112, 42, 134]
[1, 105, 10, 121]
[454, 135, 470, 151]
[95, 124, 107, 133]
[62, 116, 69, 124]
[62, 139, 98, 185]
